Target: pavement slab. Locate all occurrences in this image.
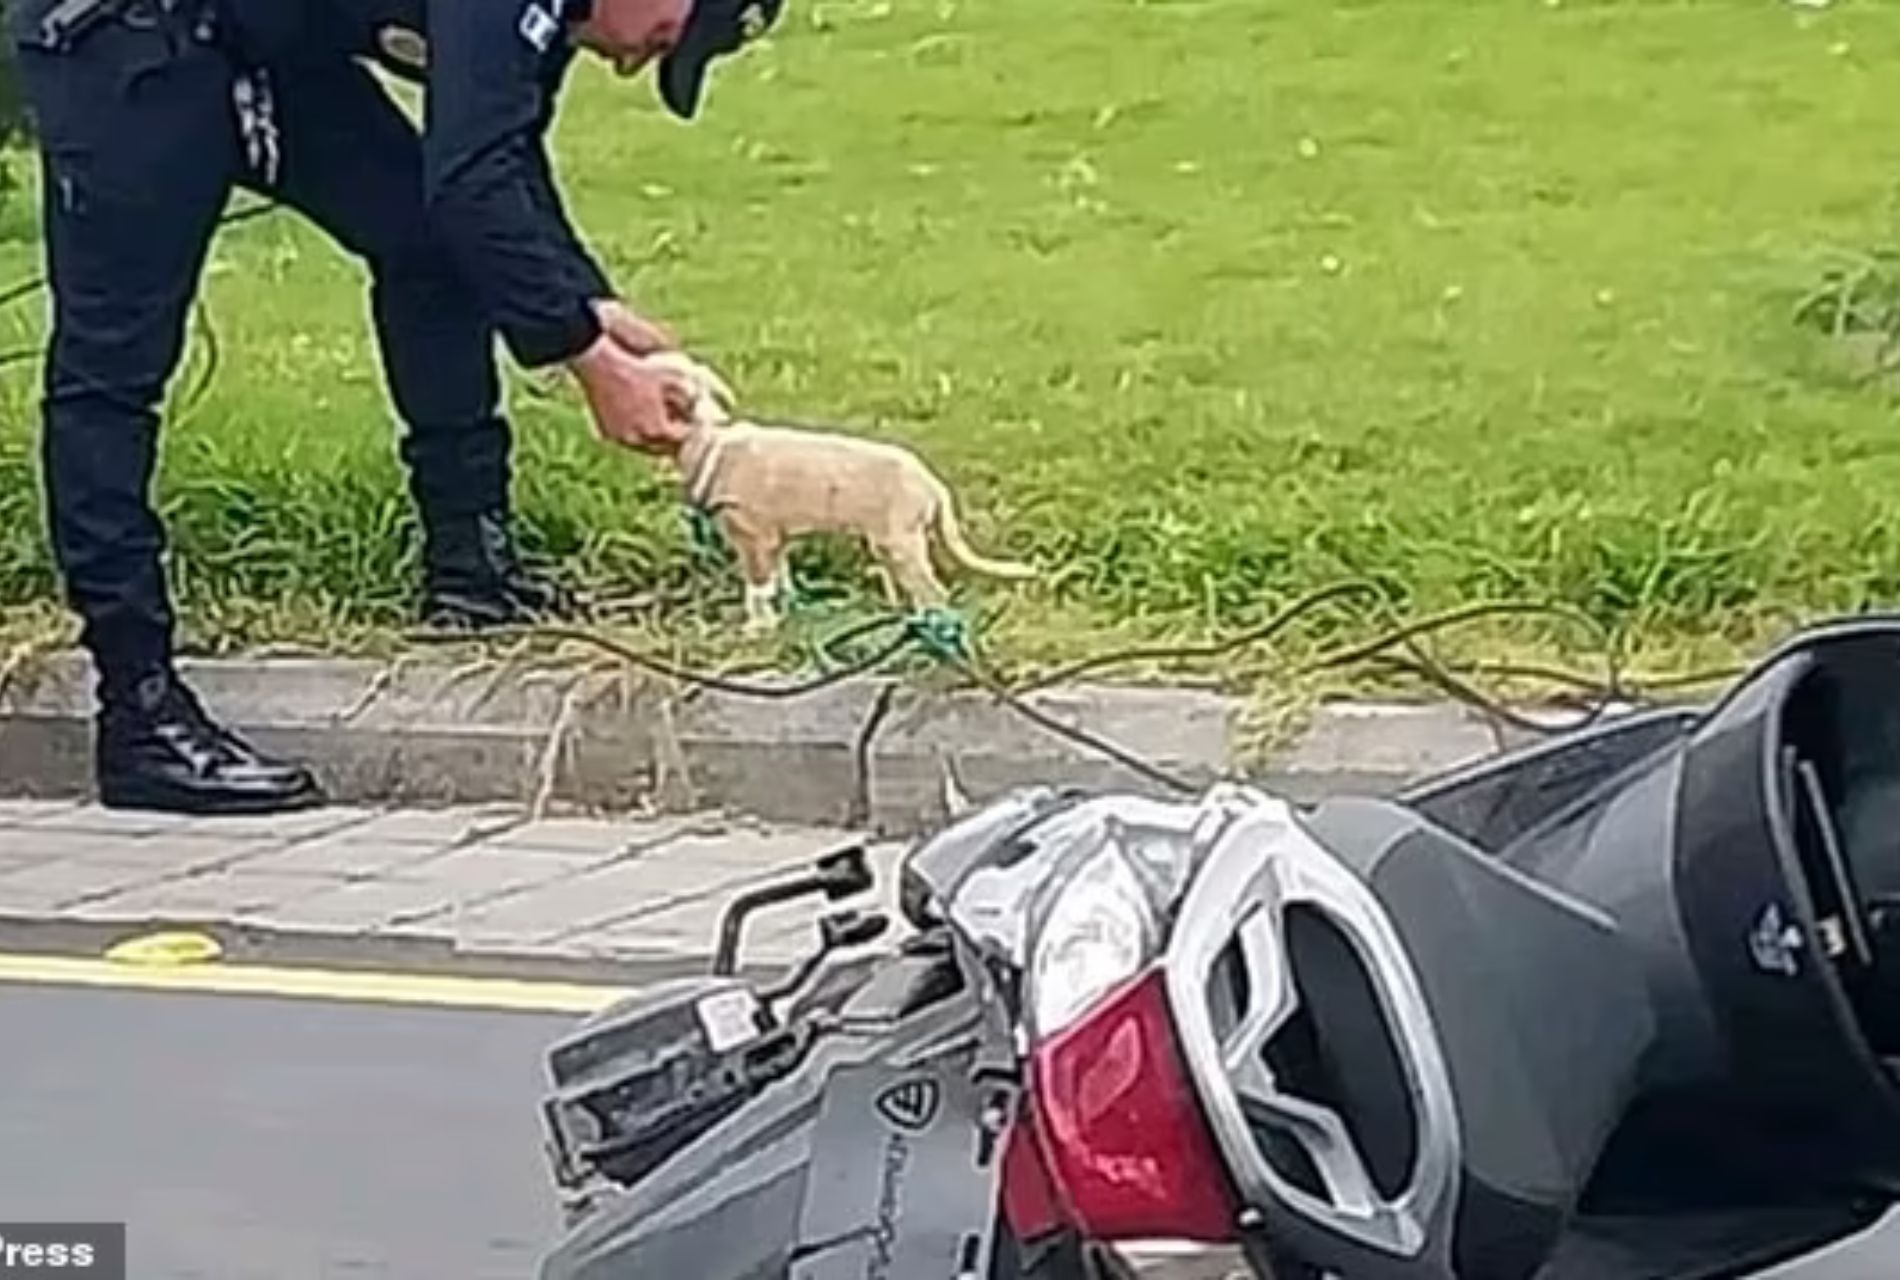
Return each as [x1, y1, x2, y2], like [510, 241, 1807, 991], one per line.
[438, 857, 764, 950]
[392, 847, 609, 903]
[337, 804, 531, 846]
[0, 799, 81, 826]
[234, 878, 496, 936]
[15, 832, 278, 875]
[226, 831, 454, 881]
[58, 870, 340, 923]
[10, 805, 206, 838]
[0, 858, 174, 914]
[481, 815, 691, 856]
[0, 828, 167, 864]
[170, 806, 383, 842]
[0, 799, 900, 977]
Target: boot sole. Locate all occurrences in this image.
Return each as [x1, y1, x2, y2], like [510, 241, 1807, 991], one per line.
[98, 774, 329, 817]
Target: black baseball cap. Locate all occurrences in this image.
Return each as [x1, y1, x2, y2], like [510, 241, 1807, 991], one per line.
[658, 0, 784, 119]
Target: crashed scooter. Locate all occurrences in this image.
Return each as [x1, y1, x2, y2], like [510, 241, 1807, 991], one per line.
[532, 613, 1900, 1280]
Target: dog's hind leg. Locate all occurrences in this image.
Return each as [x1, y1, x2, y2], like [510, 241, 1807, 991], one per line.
[876, 527, 949, 612]
[871, 560, 901, 607]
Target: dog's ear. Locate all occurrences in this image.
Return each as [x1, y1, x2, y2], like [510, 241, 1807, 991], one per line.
[646, 351, 737, 415]
[705, 366, 739, 414]
[646, 351, 699, 381]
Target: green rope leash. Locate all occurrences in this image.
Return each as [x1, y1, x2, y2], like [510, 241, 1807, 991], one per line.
[683, 505, 731, 568]
[905, 606, 973, 663]
[808, 605, 975, 673]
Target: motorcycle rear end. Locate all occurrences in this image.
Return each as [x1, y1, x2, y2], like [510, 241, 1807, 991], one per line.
[531, 836, 1135, 1280]
[531, 613, 1900, 1280]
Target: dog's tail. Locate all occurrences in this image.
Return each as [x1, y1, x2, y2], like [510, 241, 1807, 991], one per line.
[929, 481, 1037, 581]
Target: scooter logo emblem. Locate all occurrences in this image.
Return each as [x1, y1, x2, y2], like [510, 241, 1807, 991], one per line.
[875, 1077, 941, 1133]
[1750, 902, 1806, 978]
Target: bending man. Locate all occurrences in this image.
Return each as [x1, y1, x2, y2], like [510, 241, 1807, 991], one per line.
[5, 0, 779, 813]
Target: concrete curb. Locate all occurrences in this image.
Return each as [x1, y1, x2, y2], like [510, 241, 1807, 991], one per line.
[0, 651, 1598, 837]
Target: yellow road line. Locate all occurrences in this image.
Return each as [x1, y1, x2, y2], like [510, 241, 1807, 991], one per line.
[0, 952, 631, 1014]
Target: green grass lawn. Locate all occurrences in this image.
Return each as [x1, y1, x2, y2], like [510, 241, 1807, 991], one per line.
[3, 0, 1900, 695]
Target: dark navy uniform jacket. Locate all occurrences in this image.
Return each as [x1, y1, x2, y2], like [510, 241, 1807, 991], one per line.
[225, 0, 614, 369]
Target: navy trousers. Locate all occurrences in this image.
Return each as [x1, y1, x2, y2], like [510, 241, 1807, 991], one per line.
[14, 11, 511, 696]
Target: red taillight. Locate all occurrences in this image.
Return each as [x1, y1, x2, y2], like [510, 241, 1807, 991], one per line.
[1000, 1107, 1065, 1241]
[1009, 967, 1239, 1243]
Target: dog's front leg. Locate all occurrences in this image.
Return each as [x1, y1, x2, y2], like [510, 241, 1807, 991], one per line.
[743, 582, 780, 635]
[729, 524, 786, 636]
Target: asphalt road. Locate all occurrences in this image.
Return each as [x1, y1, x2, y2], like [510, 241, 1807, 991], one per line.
[2, 969, 1898, 1280]
[0, 980, 577, 1280]
[0, 968, 1253, 1280]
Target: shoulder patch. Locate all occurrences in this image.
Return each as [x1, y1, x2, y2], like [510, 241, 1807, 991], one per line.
[376, 23, 428, 71]
[519, 1, 560, 51]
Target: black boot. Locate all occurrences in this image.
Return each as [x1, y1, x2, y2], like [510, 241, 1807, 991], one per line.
[419, 509, 577, 631]
[97, 669, 326, 815]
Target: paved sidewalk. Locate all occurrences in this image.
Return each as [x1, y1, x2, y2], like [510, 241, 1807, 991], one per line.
[0, 799, 905, 976]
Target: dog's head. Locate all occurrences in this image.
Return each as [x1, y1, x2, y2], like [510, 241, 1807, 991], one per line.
[641, 350, 739, 429]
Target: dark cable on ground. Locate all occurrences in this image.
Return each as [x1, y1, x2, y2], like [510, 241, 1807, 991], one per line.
[400, 582, 1727, 802]
[943, 652, 1204, 794]
[1006, 578, 1388, 695]
[847, 683, 901, 828]
[407, 618, 920, 701]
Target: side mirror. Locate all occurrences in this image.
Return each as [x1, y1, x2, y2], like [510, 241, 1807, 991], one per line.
[712, 843, 873, 976]
[813, 846, 874, 901]
[820, 908, 890, 951]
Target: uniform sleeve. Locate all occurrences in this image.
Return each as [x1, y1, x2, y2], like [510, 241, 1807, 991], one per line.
[421, 0, 611, 368]
[525, 139, 616, 300]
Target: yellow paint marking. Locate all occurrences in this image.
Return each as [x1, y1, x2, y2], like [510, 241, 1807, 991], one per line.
[104, 929, 225, 967]
[0, 952, 630, 1014]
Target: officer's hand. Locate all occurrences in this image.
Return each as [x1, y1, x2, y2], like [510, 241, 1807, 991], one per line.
[569, 336, 694, 454]
[592, 299, 677, 358]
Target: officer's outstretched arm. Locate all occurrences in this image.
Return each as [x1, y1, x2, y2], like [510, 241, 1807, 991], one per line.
[421, 0, 614, 371]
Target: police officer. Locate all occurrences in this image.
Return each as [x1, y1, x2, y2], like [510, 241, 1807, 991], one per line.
[5, 0, 782, 813]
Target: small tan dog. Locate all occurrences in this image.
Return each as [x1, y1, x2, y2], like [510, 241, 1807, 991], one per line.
[643, 351, 1036, 633]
